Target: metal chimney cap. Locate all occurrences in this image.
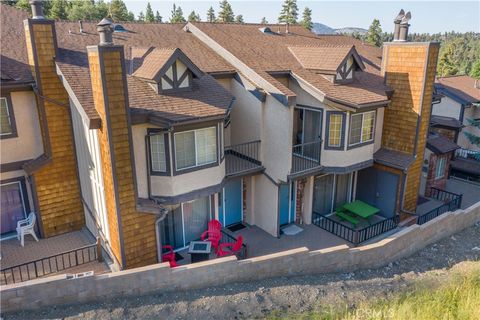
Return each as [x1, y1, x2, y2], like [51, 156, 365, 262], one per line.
[97, 18, 114, 45]
[401, 11, 412, 25]
[97, 18, 114, 28]
[29, 0, 44, 19]
[394, 9, 405, 23]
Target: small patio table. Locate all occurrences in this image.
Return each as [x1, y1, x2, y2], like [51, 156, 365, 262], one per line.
[342, 200, 380, 223]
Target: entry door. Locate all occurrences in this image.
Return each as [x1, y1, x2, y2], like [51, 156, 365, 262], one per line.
[223, 179, 242, 226]
[1, 181, 29, 235]
[279, 183, 290, 226]
[357, 168, 399, 218]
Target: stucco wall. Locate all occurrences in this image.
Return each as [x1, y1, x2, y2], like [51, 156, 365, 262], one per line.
[432, 95, 462, 120]
[0, 91, 43, 164]
[3, 202, 479, 313]
[253, 174, 279, 236]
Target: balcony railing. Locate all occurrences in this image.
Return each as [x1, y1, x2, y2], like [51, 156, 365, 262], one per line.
[219, 229, 247, 259]
[225, 140, 263, 177]
[291, 140, 322, 174]
[417, 187, 462, 225]
[455, 147, 480, 160]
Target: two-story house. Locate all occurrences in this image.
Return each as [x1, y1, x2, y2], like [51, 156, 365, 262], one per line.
[3, 0, 439, 270]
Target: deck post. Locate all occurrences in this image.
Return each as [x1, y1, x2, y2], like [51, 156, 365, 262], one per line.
[96, 237, 104, 262]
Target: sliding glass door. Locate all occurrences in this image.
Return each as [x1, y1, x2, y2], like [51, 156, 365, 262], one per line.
[294, 108, 322, 159]
[312, 173, 353, 217]
[1, 180, 29, 236]
[161, 196, 212, 250]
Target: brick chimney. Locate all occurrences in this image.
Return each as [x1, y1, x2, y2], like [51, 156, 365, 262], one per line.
[380, 12, 440, 213]
[87, 19, 157, 269]
[23, 0, 85, 237]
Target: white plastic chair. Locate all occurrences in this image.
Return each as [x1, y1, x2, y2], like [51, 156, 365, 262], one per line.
[16, 212, 39, 247]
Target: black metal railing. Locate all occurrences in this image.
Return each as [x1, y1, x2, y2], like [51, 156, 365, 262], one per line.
[219, 229, 247, 259]
[225, 140, 262, 176]
[417, 188, 462, 225]
[0, 238, 102, 285]
[455, 147, 480, 161]
[291, 140, 322, 174]
[312, 212, 400, 245]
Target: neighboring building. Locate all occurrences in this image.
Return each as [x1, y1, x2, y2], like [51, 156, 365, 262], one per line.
[423, 134, 459, 196]
[1, 1, 440, 270]
[433, 75, 480, 150]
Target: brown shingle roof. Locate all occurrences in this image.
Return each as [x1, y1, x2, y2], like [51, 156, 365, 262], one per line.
[288, 45, 353, 73]
[426, 135, 459, 154]
[430, 115, 463, 129]
[132, 48, 175, 80]
[189, 22, 389, 108]
[0, 4, 34, 85]
[436, 75, 480, 103]
[374, 148, 415, 170]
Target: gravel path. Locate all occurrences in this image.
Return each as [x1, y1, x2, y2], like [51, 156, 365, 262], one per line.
[4, 222, 480, 320]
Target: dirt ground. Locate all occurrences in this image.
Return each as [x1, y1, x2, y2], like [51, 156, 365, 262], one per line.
[4, 222, 480, 320]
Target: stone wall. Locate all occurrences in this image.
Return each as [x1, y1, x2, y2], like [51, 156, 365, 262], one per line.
[2, 202, 479, 313]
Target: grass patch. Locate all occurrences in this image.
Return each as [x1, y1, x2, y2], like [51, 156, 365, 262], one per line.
[268, 263, 480, 320]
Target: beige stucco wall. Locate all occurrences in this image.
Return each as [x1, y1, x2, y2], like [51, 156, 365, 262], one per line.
[1, 91, 43, 164]
[432, 95, 462, 120]
[132, 123, 225, 199]
[253, 174, 279, 236]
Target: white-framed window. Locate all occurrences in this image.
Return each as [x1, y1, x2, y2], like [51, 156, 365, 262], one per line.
[174, 126, 217, 171]
[435, 157, 446, 179]
[1, 97, 13, 136]
[328, 113, 343, 147]
[150, 134, 167, 173]
[349, 111, 375, 146]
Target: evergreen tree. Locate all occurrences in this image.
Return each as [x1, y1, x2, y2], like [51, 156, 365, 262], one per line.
[170, 4, 186, 23]
[109, 0, 133, 21]
[68, 0, 100, 21]
[471, 60, 480, 79]
[260, 17, 268, 24]
[48, 0, 68, 20]
[206, 6, 216, 22]
[218, 0, 234, 23]
[301, 7, 312, 30]
[438, 41, 459, 76]
[235, 14, 244, 24]
[188, 10, 201, 22]
[145, 2, 155, 22]
[155, 10, 163, 23]
[137, 11, 145, 22]
[278, 0, 298, 24]
[366, 19, 382, 47]
[96, 0, 110, 20]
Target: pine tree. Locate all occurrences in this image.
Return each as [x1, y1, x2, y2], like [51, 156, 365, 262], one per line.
[48, 0, 68, 20]
[235, 14, 244, 24]
[170, 4, 186, 23]
[206, 6, 216, 22]
[471, 60, 480, 79]
[366, 19, 382, 47]
[155, 10, 163, 23]
[218, 0, 234, 23]
[438, 41, 459, 76]
[145, 2, 155, 22]
[301, 7, 312, 30]
[188, 10, 201, 22]
[278, 0, 298, 24]
[109, 0, 132, 22]
[137, 11, 145, 22]
[260, 17, 268, 24]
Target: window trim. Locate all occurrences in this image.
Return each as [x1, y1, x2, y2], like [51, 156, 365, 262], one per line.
[347, 110, 376, 149]
[325, 111, 346, 150]
[435, 156, 446, 179]
[147, 128, 170, 176]
[172, 124, 220, 175]
[0, 94, 18, 139]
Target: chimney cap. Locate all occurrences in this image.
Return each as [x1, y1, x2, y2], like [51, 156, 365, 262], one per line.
[394, 9, 405, 23]
[97, 18, 114, 45]
[97, 18, 114, 28]
[29, 0, 44, 19]
[401, 11, 412, 25]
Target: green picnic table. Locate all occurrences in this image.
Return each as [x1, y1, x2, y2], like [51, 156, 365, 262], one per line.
[342, 200, 380, 222]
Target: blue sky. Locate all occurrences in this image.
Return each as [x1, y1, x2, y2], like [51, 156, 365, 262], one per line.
[124, 1, 479, 33]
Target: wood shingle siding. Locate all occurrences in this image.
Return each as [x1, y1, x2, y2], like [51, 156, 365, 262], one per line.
[24, 20, 85, 237]
[381, 42, 440, 212]
[88, 47, 157, 269]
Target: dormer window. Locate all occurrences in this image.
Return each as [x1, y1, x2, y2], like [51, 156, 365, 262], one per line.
[132, 47, 204, 93]
[289, 45, 365, 84]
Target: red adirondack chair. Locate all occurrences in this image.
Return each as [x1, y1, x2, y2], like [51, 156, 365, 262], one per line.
[217, 235, 243, 257]
[200, 219, 222, 252]
[162, 245, 177, 268]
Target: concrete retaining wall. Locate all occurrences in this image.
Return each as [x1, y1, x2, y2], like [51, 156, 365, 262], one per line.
[2, 202, 479, 313]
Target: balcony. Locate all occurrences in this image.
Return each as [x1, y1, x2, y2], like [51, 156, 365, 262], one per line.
[225, 140, 264, 178]
[291, 140, 322, 176]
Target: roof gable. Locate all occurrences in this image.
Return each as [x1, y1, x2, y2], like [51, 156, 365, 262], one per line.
[132, 47, 204, 84]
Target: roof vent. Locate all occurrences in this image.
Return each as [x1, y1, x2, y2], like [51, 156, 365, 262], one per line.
[114, 24, 127, 32]
[259, 27, 275, 35]
[97, 18, 114, 46]
[29, 0, 44, 19]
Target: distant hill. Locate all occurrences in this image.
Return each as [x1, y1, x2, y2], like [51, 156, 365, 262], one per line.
[311, 22, 367, 35]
